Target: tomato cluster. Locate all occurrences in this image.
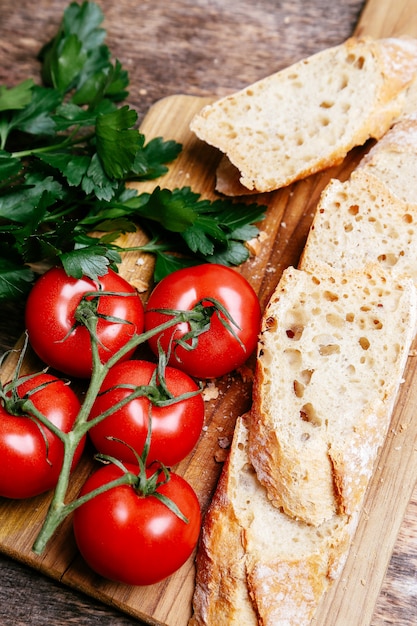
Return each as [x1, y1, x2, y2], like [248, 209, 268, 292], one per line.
[2, 263, 261, 586]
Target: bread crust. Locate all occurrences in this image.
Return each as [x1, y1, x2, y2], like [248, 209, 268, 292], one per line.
[189, 415, 359, 626]
[247, 556, 331, 626]
[357, 112, 417, 204]
[189, 427, 258, 626]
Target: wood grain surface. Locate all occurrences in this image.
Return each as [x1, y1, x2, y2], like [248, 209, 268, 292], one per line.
[1, 1, 417, 625]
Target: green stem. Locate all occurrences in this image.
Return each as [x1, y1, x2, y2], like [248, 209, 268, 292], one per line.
[33, 471, 138, 554]
[61, 472, 138, 515]
[19, 400, 70, 443]
[42, 203, 88, 222]
[11, 128, 94, 160]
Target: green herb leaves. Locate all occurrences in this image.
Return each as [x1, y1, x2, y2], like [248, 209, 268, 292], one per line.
[96, 107, 140, 179]
[134, 188, 265, 282]
[0, 1, 264, 300]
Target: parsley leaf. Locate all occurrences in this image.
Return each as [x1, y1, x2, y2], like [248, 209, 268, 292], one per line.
[0, 257, 35, 300]
[0, 80, 34, 112]
[0, 151, 21, 179]
[96, 106, 140, 178]
[132, 137, 182, 179]
[60, 243, 121, 279]
[0, 0, 265, 300]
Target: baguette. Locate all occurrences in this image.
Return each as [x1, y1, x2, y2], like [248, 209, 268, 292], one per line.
[248, 265, 416, 527]
[190, 266, 416, 625]
[189, 414, 356, 626]
[188, 414, 258, 626]
[190, 39, 417, 626]
[190, 36, 417, 194]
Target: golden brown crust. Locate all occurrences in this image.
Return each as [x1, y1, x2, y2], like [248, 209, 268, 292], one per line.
[189, 435, 258, 626]
[328, 396, 394, 517]
[189, 416, 362, 626]
[373, 37, 417, 100]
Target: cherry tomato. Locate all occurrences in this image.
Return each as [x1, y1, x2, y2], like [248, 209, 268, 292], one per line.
[0, 373, 84, 499]
[73, 462, 201, 585]
[88, 359, 204, 466]
[25, 267, 145, 378]
[144, 264, 261, 379]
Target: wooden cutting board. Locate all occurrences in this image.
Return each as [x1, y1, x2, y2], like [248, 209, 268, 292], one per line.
[1, 0, 417, 624]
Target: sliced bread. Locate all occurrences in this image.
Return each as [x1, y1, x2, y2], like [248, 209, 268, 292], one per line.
[189, 414, 356, 626]
[190, 265, 416, 625]
[356, 112, 417, 204]
[299, 168, 417, 286]
[190, 36, 417, 194]
[400, 76, 417, 118]
[248, 265, 417, 527]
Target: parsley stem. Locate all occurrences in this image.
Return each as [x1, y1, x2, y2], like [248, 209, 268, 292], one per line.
[11, 128, 93, 159]
[119, 241, 173, 254]
[42, 202, 90, 222]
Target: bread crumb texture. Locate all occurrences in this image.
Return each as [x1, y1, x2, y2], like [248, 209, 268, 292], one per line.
[249, 266, 416, 527]
[190, 36, 417, 193]
[300, 169, 417, 285]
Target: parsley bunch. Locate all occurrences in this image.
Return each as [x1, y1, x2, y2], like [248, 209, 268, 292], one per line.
[0, 1, 265, 301]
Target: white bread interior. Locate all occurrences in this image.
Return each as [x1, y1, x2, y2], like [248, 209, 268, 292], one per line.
[248, 265, 417, 527]
[190, 36, 417, 193]
[300, 170, 417, 283]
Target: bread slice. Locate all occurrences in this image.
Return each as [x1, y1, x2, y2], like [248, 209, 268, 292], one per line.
[248, 265, 417, 527]
[400, 76, 417, 118]
[189, 414, 356, 626]
[190, 36, 417, 194]
[299, 169, 417, 286]
[356, 112, 417, 204]
[299, 109, 417, 285]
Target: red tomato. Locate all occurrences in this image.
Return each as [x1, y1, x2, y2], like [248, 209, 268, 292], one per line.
[144, 264, 261, 379]
[25, 267, 145, 378]
[73, 462, 201, 585]
[0, 373, 83, 499]
[88, 359, 204, 466]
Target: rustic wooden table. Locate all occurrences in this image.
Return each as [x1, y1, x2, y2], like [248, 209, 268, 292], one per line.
[0, 1, 416, 624]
